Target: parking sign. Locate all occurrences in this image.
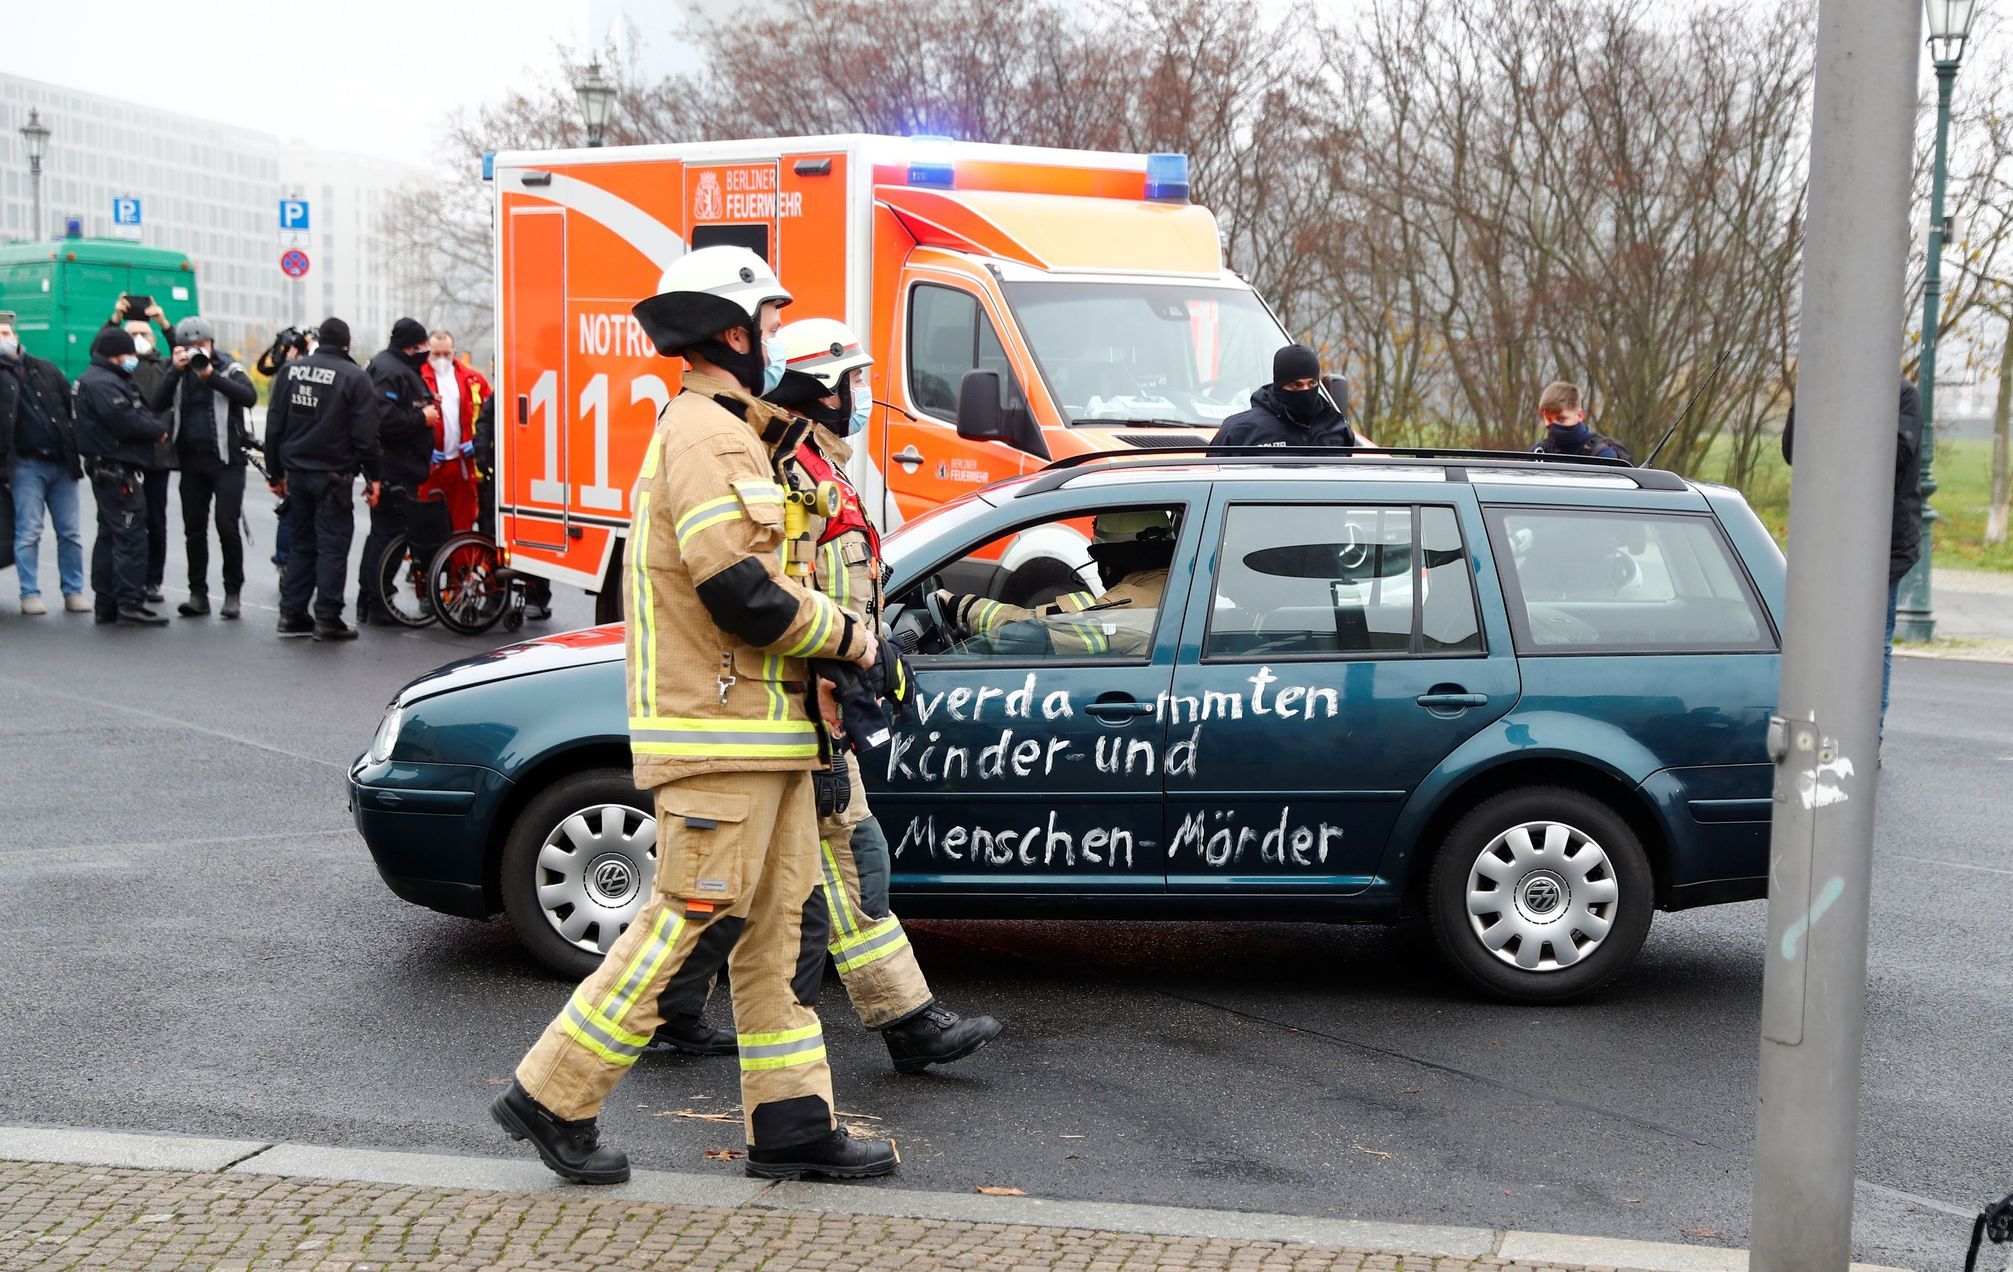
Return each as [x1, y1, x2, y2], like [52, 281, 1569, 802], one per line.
[112, 197, 142, 226]
[279, 199, 311, 231]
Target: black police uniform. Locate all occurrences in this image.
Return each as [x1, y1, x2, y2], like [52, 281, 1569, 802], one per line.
[74, 354, 167, 621]
[150, 351, 259, 605]
[1212, 385, 1356, 448]
[265, 345, 382, 626]
[358, 346, 435, 620]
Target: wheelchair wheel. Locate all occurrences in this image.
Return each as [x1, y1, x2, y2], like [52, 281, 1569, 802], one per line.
[375, 534, 439, 629]
[429, 533, 509, 636]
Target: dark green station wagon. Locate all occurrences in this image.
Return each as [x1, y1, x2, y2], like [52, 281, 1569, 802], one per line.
[352, 449, 1783, 1003]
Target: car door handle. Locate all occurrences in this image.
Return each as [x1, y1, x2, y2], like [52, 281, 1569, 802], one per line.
[894, 445, 925, 465]
[1416, 691, 1488, 709]
[1085, 698, 1155, 720]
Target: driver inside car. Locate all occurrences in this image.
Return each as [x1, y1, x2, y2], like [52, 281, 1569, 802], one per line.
[934, 510, 1177, 657]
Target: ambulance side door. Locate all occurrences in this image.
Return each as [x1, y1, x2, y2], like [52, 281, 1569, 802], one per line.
[886, 273, 1034, 523]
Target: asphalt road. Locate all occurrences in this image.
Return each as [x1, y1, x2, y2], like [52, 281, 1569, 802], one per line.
[1, 493, 2007, 1269]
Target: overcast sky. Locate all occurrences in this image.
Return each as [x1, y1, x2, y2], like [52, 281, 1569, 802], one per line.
[0, 0, 704, 167]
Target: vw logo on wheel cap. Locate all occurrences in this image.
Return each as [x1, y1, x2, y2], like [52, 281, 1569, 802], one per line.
[588, 856, 636, 904]
[1521, 874, 1564, 916]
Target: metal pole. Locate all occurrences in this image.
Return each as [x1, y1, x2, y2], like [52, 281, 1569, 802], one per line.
[28, 157, 42, 243]
[1750, 0, 1920, 1266]
[1895, 63, 1957, 642]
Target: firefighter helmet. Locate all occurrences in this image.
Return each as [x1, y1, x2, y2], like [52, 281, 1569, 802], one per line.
[631, 246, 792, 356]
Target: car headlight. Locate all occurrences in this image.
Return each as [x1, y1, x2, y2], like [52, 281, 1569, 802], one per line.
[367, 704, 406, 764]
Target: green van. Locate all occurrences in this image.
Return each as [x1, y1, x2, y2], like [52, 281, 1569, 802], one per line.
[0, 238, 200, 380]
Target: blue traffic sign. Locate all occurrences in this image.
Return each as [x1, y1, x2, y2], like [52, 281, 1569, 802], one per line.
[280, 249, 311, 279]
[112, 197, 142, 226]
[279, 199, 311, 231]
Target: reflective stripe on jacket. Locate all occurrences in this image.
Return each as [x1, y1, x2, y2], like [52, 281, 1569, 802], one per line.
[627, 371, 871, 788]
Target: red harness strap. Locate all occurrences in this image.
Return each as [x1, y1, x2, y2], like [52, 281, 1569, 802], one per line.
[794, 442, 880, 558]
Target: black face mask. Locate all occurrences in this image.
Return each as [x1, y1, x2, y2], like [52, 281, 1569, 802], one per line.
[691, 322, 764, 395]
[1274, 386, 1325, 425]
[400, 347, 428, 369]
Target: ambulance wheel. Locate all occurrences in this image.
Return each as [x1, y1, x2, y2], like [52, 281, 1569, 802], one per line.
[501, 768, 656, 980]
[1000, 556, 1084, 608]
[1426, 787, 1652, 1004]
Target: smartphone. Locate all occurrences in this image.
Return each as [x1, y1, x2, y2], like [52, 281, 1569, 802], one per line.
[124, 293, 155, 318]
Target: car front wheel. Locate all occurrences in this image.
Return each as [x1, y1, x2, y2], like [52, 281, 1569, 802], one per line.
[1427, 787, 1653, 1004]
[500, 768, 656, 980]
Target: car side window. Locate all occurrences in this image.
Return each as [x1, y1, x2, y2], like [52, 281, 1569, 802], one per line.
[907, 283, 1028, 423]
[1488, 507, 1774, 653]
[1205, 503, 1484, 659]
[894, 505, 1183, 662]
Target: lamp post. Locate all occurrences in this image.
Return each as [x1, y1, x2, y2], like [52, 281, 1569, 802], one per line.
[1897, 0, 1983, 641]
[18, 108, 49, 242]
[575, 60, 617, 149]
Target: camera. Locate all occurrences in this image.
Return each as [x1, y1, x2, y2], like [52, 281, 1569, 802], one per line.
[187, 349, 211, 373]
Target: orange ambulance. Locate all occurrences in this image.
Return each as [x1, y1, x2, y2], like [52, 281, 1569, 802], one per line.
[486, 134, 1299, 619]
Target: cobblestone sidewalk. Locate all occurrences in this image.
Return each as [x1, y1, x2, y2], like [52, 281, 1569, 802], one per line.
[0, 1159, 1601, 1272]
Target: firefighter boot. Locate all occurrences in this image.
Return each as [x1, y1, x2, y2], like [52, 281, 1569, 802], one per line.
[647, 1013, 737, 1056]
[745, 1128, 897, 1181]
[490, 1081, 630, 1185]
[882, 1003, 1003, 1075]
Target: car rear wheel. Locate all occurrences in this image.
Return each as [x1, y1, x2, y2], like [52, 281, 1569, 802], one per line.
[1426, 786, 1653, 1004]
[501, 768, 656, 980]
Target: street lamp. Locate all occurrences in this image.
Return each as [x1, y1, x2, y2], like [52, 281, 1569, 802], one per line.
[575, 60, 617, 149]
[1899, 0, 1983, 642]
[18, 108, 49, 242]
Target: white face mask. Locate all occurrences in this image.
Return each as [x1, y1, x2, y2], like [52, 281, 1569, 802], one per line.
[0, 338, 17, 360]
[132, 335, 153, 357]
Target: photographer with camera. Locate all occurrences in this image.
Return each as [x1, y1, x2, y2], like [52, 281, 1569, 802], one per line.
[256, 327, 314, 573]
[107, 294, 174, 602]
[147, 316, 257, 619]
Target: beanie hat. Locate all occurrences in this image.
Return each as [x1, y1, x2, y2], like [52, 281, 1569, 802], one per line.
[93, 326, 138, 359]
[1272, 343, 1321, 387]
[389, 317, 428, 349]
[318, 317, 351, 349]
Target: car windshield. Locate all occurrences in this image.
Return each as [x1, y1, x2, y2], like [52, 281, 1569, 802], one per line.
[1002, 280, 1290, 428]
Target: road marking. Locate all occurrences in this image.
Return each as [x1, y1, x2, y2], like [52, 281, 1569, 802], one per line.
[1892, 853, 2013, 878]
[0, 828, 352, 860]
[0, 673, 346, 771]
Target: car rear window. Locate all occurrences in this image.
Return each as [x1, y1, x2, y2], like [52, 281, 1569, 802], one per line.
[1485, 506, 1776, 654]
[1205, 503, 1483, 659]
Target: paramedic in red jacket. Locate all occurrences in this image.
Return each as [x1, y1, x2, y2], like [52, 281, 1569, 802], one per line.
[418, 330, 488, 532]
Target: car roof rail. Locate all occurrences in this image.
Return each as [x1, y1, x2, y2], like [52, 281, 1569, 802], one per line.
[1017, 445, 1689, 496]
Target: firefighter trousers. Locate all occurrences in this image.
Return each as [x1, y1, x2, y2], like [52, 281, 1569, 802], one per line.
[656, 771, 932, 1032]
[516, 768, 839, 1148]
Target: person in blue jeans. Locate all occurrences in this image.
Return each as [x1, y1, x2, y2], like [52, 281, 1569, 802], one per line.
[1, 312, 88, 615]
[1782, 378, 1922, 744]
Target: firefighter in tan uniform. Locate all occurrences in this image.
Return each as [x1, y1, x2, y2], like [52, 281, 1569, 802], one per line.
[649, 318, 1003, 1071]
[492, 248, 896, 1185]
[937, 511, 1178, 656]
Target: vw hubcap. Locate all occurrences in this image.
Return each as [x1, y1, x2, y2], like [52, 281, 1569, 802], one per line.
[1465, 820, 1619, 972]
[536, 803, 657, 955]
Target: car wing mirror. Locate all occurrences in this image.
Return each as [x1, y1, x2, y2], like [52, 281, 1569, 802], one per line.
[955, 370, 1005, 443]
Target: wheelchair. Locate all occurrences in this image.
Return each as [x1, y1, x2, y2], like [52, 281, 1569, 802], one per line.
[373, 488, 528, 637]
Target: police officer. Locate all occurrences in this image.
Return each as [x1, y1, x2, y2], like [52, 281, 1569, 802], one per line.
[358, 317, 438, 624]
[938, 510, 1178, 656]
[151, 316, 259, 619]
[264, 318, 382, 640]
[1213, 344, 1357, 448]
[74, 327, 169, 626]
[649, 317, 1004, 1072]
[493, 247, 895, 1184]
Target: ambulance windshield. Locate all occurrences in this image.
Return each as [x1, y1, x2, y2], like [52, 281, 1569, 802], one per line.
[1002, 281, 1291, 429]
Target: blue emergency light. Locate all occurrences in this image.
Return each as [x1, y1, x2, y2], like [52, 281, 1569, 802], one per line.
[482, 151, 495, 181]
[1145, 152, 1190, 202]
[907, 135, 957, 189]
